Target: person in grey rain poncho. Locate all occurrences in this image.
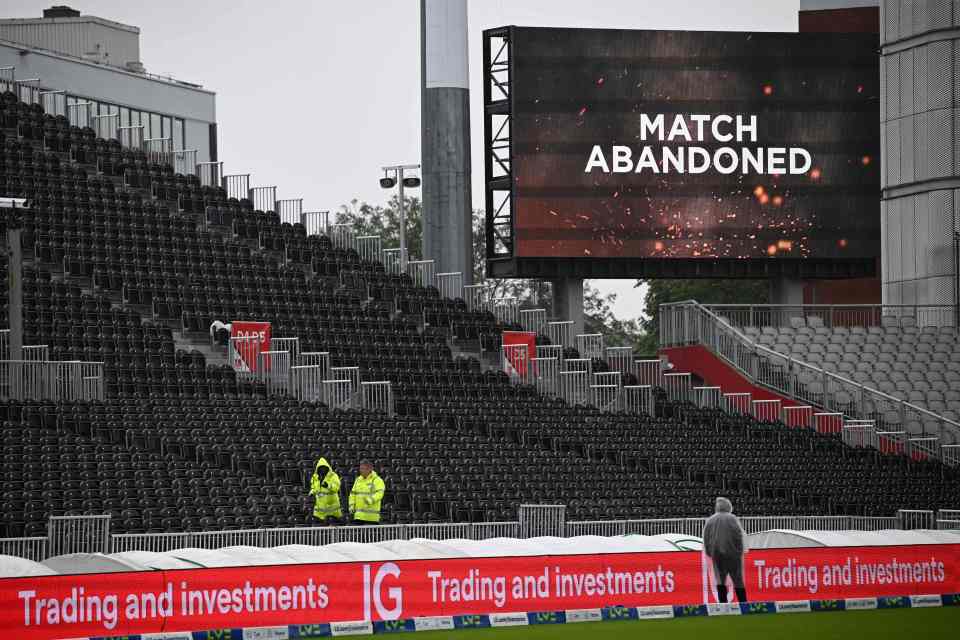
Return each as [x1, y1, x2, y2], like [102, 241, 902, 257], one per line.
[702, 496, 748, 603]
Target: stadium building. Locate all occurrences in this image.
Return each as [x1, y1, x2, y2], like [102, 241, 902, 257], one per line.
[0, 1, 959, 638]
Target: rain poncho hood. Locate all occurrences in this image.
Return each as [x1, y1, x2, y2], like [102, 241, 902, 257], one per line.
[309, 458, 342, 520]
[702, 497, 746, 558]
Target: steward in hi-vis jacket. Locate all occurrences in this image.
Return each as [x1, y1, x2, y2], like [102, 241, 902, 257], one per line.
[309, 457, 342, 522]
[348, 460, 385, 524]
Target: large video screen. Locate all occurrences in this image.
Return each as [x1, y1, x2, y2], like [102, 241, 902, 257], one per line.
[509, 27, 880, 263]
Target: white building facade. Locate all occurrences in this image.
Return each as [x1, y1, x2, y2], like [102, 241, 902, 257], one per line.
[0, 7, 216, 164]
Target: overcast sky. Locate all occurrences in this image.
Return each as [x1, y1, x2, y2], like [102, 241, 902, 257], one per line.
[5, 0, 800, 318]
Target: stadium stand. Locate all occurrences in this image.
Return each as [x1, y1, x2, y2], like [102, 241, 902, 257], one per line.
[744, 314, 960, 421]
[2, 88, 960, 542]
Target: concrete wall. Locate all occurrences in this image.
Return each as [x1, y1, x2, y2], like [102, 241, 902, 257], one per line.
[880, 0, 960, 316]
[0, 41, 215, 162]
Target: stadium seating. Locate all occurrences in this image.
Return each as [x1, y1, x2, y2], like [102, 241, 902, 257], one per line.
[744, 315, 960, 423]
[3, 89, 959, 539]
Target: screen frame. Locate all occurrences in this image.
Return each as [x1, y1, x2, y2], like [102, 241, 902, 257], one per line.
[482, 25, 879, 281]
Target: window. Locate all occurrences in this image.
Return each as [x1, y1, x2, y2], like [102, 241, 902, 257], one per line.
[173, 119, 184, 151]
[120, 107, 129, 127]
[150, 113, 161, 140]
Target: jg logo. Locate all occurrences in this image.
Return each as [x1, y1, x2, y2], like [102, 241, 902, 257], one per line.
[363, 562, 403, 621]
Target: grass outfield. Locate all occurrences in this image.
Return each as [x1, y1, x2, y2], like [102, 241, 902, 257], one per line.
[390, 608, 960, 639]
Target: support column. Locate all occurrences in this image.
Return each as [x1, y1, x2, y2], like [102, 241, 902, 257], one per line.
[7, 228, 23, 359]
[421, 0, 473, 284]
[769, 277, 803, 328]
[769, 277, 804, 307]
[551, 278, 584, 338]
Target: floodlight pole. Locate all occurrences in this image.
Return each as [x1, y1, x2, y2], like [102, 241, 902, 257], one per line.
[382, 163, 420, 271]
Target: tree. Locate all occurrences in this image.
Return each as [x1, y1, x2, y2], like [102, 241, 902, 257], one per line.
[583, 282, 647, 351]
[337, 198, 646, 349]
[335, 195, 423, 261]
[471, 209, 541, 306]
[635, 279, 770, 353]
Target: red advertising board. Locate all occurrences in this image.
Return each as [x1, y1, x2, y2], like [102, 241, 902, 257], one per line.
[1, 546, 958, 640]
[230, 321, 271, 372]
[502, 331, 537, 381]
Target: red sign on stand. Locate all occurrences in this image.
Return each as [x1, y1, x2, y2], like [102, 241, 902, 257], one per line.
[230, 321, 271, 372]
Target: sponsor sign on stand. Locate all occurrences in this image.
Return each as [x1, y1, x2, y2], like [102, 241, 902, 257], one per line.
[230, 321, 271, 372]
[3, 545, 959, 640]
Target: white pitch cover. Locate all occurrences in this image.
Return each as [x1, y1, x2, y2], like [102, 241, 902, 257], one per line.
[423, 0, 469, 89]
[413, 616, 456, 631]
[489, 612, 530, 627]
[243, 626, 290, 640]
[775, 600, 813, 613]
[565, 608, 603, 623]
[329, 620, 374, 636]
[909, 595, 943, 608]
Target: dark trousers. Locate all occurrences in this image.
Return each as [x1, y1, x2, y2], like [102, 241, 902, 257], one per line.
[713, 554, 748, 603]
[351, 519, 374, 526]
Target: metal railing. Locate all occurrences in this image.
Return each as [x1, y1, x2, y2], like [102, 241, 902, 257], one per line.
[47, 514, 111, 556]
[198, 161, 223, 188]
[519, 504, 566, 538]
[547, 321, 573, 349]
[223, 174, 251, 200]
[663, 372, 692, 403]
[576, 333, 604, 360]
[0, 359, 104, 401]
[660, 301, 960, 455]
[436, 272, 464, 301]
[38, 89, 66, 117]
[0, 536, 47, 562]
[302, 211, 331, 237]
[2, 508, 949, 560]
[356, 236, 382, 264]
[66, 101, 92, 129]
[144, 137, 173, 166]
[607, 347, 636, 378]
[250, 186, 277, 213]
[174, 149, 198, 177]
[520, 309, 547, 335]
[694, 386, 722, 409]
[361, 381, 394, 416]
[635, 359, 663, 387]
[702, 303, 957, 330]
[277, 198, 303, 226]
[492, 298, 520, 325]
[622, 385, 654, 416]
[407, 260, 436, 289]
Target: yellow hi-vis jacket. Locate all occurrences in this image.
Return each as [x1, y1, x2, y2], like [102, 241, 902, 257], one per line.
[309, 458, 342, 520]
[348, 471, 385, 522]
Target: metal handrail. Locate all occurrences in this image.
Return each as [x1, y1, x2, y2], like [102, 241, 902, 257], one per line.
[660, 301, 960, 449]
[695, 302, 955, 325]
